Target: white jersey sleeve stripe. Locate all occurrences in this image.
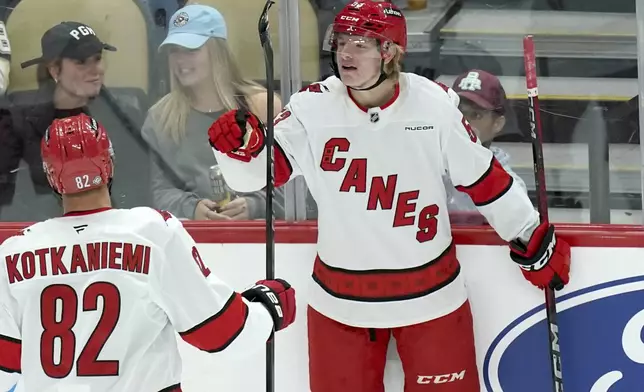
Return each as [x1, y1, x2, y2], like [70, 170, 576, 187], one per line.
[178, 292, 249, 353]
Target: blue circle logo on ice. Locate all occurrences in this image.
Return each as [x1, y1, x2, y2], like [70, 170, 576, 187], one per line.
[483, 276, 644, 392]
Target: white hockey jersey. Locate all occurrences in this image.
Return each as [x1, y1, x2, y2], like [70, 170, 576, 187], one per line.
[0, 207, 273, 392]
[214, 73, 539, 328]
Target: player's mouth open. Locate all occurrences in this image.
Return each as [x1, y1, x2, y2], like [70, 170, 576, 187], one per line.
[342, 65, 357, 71]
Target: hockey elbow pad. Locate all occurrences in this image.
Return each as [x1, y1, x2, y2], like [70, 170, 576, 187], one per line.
[208, 108, 265, 162]
[242, 279, 296, 332]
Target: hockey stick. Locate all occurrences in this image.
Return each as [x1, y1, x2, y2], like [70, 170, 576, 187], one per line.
[258, 2, 276, 392]
[523, 35, 563, 392]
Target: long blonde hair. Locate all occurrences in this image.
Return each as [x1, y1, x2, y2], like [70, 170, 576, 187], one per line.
[150, 37, 264, 143]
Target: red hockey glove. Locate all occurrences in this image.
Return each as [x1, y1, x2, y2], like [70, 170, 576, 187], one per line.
[242, 279, 296, 332]
[207, 108, 265, 162]
[509, 222, 571, 291]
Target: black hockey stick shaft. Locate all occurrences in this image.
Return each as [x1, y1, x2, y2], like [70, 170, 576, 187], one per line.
[258, 2, 276, 392]
[523, 35, 563, 392]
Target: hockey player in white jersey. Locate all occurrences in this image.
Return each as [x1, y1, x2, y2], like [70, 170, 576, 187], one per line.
[207, 1, 570, 391]
[0, 114, 296, 392]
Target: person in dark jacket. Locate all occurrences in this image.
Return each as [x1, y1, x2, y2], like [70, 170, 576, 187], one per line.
[0, 21, 150, 220]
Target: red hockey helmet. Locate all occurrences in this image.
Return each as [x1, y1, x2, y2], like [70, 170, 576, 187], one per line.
[41, 113, 114, 195]
[329, 0, 407, 52]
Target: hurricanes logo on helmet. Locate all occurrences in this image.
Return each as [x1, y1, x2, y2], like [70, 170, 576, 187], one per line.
[458, 72, 483, 92]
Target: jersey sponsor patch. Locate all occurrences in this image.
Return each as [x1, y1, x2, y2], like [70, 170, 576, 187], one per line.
[404, 124, 434, 131]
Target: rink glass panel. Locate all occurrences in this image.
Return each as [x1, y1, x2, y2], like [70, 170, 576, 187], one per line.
[301, 0, 643, 226]
[0, 0, 640, 227]
[0, 0, 283, 222]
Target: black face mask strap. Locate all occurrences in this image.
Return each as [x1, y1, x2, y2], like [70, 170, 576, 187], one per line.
[350, 65, 388, 91]
[330, 57, 388, 91]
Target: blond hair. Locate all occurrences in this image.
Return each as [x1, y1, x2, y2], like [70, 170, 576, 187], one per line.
[150, 37, 264, 143]
[383, 43, 405, 81]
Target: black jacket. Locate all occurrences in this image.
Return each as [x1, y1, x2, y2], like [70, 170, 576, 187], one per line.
[0, 86, 151, 220]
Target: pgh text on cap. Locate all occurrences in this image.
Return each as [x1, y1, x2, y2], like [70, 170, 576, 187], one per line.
[452, 70, 507, 113]
[159, 4, 227, 50]
[21, 22, 116, 69]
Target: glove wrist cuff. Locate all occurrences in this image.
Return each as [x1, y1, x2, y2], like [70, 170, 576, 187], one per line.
[511, 224, 556, 271]
[242, 283, 285, 330]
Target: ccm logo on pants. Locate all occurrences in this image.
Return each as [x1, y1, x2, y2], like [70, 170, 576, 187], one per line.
[417, 370, 465, 384]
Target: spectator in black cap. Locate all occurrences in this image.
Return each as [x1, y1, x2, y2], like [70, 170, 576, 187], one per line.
[21, 21, 116, 105]
[0, 21, 150, 220]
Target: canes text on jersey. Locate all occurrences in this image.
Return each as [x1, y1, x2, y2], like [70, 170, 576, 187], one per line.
[320, 137, 439, 243]
[5, 242, 151, 284]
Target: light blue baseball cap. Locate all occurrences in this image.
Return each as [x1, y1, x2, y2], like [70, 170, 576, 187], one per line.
[159, 4, 227, 50]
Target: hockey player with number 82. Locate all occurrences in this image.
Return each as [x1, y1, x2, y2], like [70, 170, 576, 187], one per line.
[0, 114, 297, 392]
[207, 1, 571, 390]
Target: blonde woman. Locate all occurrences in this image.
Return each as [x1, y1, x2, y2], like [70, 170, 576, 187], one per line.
[142, 4, 283, 220]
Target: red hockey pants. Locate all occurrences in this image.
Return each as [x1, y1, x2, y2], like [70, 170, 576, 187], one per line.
[307, 301, 480, 392]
